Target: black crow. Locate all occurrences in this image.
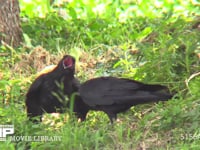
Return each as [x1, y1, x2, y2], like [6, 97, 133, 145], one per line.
[25, 55, 82, 122]
[79, 77, 172, 123]
[26, 54, 173, 124]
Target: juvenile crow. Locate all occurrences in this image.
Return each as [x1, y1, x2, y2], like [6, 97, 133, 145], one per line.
[25, 55, 82, 122]
[79, 77, 172, 123]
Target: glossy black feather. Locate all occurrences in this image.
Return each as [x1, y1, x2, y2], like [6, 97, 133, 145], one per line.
[79, 77, 172, 123]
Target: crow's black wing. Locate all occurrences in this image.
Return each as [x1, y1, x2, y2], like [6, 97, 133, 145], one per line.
[26, 75, 46, 98]
[79, 77, 143, 106]
[25, 75, 47, 120]
[79, 77, 171, 107]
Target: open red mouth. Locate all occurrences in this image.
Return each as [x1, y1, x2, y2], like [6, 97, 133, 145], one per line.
[63, 57, 73, 69]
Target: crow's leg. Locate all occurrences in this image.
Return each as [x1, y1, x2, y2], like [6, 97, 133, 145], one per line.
[107, 113, 117, 124]
[76, 111, 88, 122]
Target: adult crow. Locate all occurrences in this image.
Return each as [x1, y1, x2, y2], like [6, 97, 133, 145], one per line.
[25, 55, 85, 122]
[79, 77, 172, 123]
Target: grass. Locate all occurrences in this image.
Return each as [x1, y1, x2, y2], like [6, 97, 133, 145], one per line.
[0, 0, 200, 149]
